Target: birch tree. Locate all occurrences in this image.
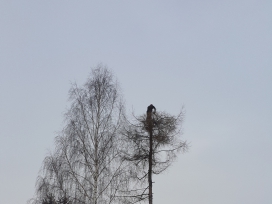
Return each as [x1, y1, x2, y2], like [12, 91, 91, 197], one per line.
[29, 65, 129, 204]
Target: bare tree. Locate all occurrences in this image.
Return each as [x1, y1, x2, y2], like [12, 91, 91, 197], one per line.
[29, 152, 73, 204]
[121, 110, 188, 204]
[29, 65, 129, 204]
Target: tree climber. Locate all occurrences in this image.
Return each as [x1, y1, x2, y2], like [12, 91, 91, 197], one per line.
[146, 104, 156, 131]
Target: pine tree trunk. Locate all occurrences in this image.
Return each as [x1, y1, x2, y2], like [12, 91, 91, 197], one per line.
[148, 127, 153, 204]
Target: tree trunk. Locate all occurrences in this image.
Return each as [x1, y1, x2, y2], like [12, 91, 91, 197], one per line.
[148, 127, 153, 204]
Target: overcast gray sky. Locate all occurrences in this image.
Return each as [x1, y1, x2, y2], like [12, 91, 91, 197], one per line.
[0, 1, 272, 203]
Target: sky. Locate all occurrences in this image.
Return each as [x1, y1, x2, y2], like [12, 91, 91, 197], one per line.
[0, 1, 272, 203]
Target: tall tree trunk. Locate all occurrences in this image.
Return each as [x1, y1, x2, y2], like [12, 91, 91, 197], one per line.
[94, 138, 98, 204]
[93, 107, 99, 204]
[148, 127, 153, 204]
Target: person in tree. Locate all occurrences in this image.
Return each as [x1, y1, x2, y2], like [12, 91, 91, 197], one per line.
[147, 104, 156, 114]
[146, 104, 156, 131]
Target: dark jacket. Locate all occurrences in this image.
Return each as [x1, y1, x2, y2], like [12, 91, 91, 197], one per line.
[147, 104, 156, 113]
